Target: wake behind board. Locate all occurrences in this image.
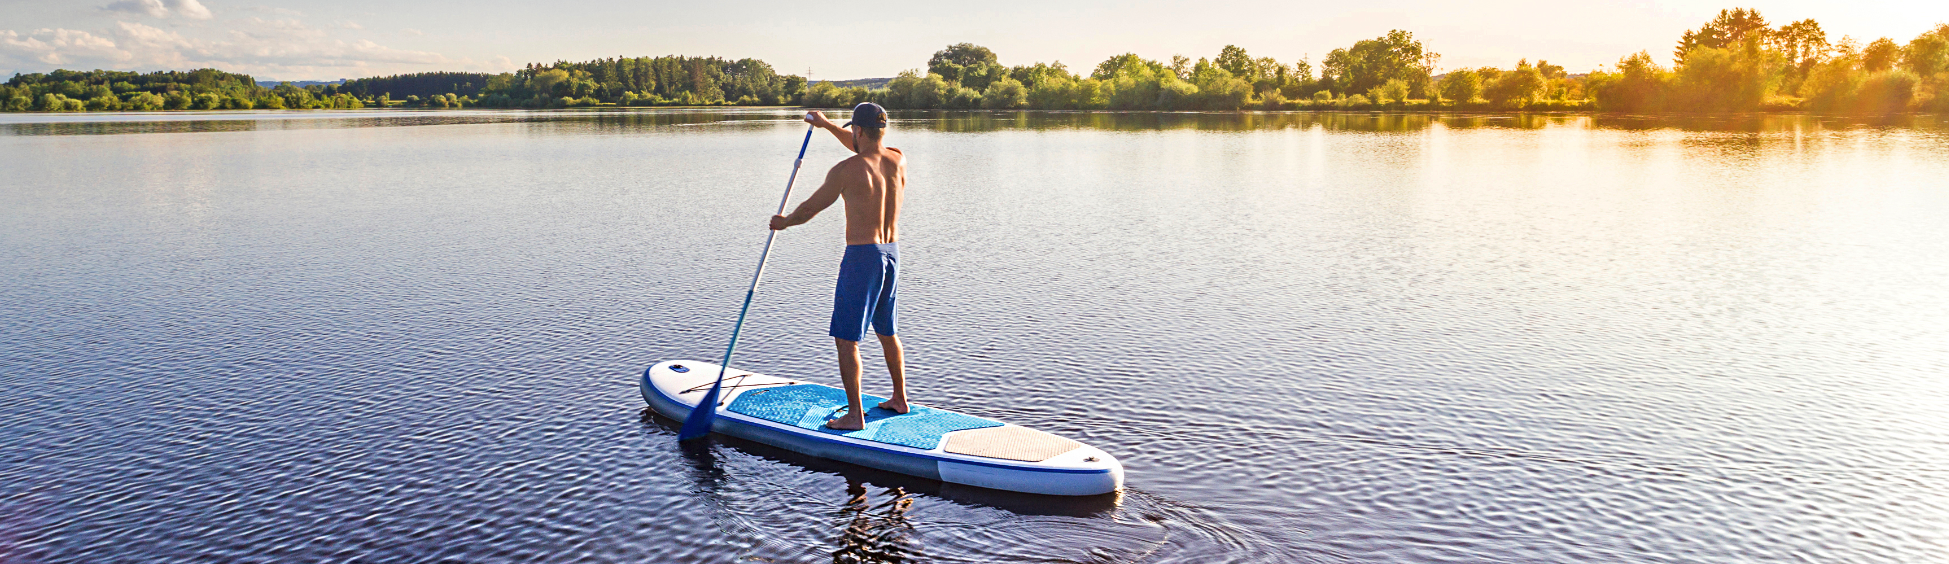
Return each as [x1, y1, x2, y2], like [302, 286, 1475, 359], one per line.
[642, 360, 1123, 496]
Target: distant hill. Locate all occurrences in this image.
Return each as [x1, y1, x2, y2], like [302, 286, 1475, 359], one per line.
[814, 78, 891, 89]
[256, 79, 345, 88]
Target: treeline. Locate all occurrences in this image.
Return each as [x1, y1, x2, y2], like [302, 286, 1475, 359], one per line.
[1588, 12, 1949, 113]
[802, 37, 1566, 111]
[465, 56, 803, 108]
[340, 72, 493, 99]
[7, 9, 1947, 114]
[1, 69, 363, 111]
[806, 11, 1949, 114]
[1, 55, 804, 112]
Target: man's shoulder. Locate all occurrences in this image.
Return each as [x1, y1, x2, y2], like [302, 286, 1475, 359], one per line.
[827, 155, 872, 179]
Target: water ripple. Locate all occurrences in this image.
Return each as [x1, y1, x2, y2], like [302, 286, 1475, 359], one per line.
[3, 109, 1947, 563]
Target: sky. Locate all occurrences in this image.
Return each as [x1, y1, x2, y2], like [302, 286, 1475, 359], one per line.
[2, 0, 1945, 82]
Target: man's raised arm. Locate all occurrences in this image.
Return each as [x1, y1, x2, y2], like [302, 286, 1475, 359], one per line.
[770, 166, 845, 231]
[805, 111, 856, 152]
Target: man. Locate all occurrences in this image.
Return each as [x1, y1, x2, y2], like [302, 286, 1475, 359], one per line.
[769, 102, 908, 431]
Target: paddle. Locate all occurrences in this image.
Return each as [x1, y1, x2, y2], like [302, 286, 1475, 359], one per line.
[678, 116, 819, 441]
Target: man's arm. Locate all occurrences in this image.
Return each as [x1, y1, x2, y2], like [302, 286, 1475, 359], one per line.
[770, 166, 845, 230]
[806, 111, 855, 152]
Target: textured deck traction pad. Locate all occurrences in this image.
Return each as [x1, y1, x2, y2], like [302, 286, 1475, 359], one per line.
[726, 384, 1001, 450]
[944, 425, 1083, 462]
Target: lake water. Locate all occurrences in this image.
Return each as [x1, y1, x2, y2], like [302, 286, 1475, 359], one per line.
[2, 108, 1946, 563]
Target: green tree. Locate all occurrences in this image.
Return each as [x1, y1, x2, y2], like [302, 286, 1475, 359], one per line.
[802, 81, 842, 108]
[1321, 30, 1438, 96]
[1676, 8, 1771, 64]
[85, 94, 121, 111]
[1589, 51, 1674, 112]
[1862, 38, 1901, 72]
[1439, 70, 1482, 102]
[1009, 62, 1072, 90]
[1854, 71, 1919, 113]
[1155, 79, 1198, 109]
[1774, 19, 1831, 82]
[1903, 24, 1949, 76]
[1376, 79, 1410, 104]
[1277, 59, 1318, 99]
[947, 86, 982, 109]
[274, 82, 316, 108]
[1536, 60, 1566, 80]
[1092, 53, 1165, 80]
[125, 92, 165, 110]
[1485, 60, 1546, 108]
[1215, 45, 1259, 81]
[1252, 56, 1282, 91]
[1169, 55, 1191, 80]
[928, 43, 999, 86]
[885, 70, 956, 108]
[529, 69, 571, 97]
[1675, 42, 1782, 111]
[1188, 58, 1250, 110]
[981, 77, 1028, 109]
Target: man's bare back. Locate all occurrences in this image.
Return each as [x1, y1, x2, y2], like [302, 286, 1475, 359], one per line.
[774, 131, 904, 244]
[768, 104, 909, 431]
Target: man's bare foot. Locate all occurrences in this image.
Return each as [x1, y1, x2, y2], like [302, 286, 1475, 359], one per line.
[877, 397, 909, 414]
[825, 411, 865, 431]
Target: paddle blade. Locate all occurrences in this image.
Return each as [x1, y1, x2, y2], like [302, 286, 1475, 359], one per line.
[676, 380, 722, 441]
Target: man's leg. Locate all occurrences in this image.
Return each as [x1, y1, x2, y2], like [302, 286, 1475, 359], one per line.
[876, 334, 909, 414]
[828, 337, 867, 430]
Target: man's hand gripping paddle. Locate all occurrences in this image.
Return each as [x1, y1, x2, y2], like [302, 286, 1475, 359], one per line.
[678, 116, 819, 441]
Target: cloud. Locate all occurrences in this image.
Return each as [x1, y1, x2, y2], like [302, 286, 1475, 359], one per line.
[339, 21, 363, 30]
[98, 0, 211, 20]
[401, 28, 424, 37]
[1, 28, 127, 65]
[1, 17, 459, 80]
[170, 0, 213, 20]
[102, 0, 168, 18]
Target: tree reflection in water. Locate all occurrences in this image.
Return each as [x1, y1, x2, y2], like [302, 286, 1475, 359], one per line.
[831, 481, 921, 564]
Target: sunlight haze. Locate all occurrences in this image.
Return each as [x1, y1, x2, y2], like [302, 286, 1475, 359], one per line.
[3, 0, 1945, 83]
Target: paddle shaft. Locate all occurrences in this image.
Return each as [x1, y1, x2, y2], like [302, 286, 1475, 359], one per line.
[678, 120, 817, 440]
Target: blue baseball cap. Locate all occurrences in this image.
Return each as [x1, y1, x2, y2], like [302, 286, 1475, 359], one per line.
[842, 102, 888, 129]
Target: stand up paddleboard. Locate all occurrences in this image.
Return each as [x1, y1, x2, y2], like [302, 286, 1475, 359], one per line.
[643, 360, 1123, 496]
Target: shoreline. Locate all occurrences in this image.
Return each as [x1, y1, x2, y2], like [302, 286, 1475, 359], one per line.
[5, 105, 1941, 118]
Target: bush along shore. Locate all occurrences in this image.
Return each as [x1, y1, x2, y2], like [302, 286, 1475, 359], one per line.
[5, 9, 1946, 115]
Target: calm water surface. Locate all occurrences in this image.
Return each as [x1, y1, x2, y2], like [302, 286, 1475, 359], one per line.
[2, 109, 1946, 563]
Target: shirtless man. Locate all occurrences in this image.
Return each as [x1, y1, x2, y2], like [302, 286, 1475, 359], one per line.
[768, 102, 908, 431]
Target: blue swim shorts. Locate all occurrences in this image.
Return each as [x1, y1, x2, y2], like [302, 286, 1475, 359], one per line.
[830, 243, 898, 341]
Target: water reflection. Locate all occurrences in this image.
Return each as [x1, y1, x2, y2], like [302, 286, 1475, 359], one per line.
[831, 482, 920, 564]
[0, 108, 773, 136]
[7, 107, 1943, 137]
[640, 409, 1122, 518]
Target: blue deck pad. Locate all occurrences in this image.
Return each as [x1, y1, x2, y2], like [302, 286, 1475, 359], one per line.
[726, 384, 1001, 450]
